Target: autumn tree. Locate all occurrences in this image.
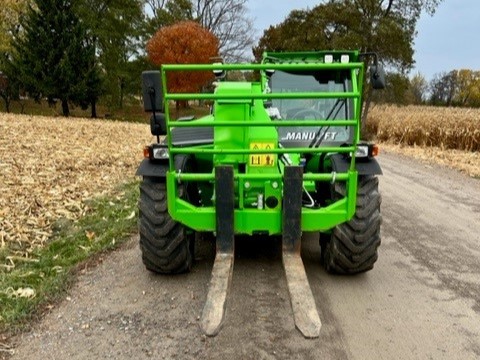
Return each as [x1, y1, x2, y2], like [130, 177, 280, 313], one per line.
[0, 0, 31, 53]
[454, 69, 480, 107]
[0, 0, 31, 112]
[147, 21, 219, 108]
[408, 73, 428, 104]
[429, 69, 480, 107]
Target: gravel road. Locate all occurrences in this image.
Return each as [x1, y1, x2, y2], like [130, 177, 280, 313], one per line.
[9, 152, 480, 359]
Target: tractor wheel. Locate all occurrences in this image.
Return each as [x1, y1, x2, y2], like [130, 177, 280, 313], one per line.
[138, 177, 193, 274]
[320, 175, 382, 274]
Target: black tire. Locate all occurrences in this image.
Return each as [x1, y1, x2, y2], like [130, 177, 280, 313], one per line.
[138, 177, 193, 274]
[320, 175, 382, 274]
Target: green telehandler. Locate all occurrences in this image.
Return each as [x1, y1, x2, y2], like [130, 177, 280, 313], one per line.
[136, 51, 385, 338]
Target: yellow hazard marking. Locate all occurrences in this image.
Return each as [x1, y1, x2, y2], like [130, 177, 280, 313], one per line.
[249, 142, 275, 167]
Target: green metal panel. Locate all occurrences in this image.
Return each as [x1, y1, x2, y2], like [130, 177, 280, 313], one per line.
[213, 82, 251, 165]
[166, 170, 358, 234]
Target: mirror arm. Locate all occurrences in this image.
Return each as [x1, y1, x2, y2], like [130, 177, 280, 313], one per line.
[359, 52, 379, 67]
[360, 52, 381, 78]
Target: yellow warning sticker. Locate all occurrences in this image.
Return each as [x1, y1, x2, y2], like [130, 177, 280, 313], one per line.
[249, 142, 275, 167]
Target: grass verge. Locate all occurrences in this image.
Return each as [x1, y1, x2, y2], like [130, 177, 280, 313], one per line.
[0, 180, 139, 335]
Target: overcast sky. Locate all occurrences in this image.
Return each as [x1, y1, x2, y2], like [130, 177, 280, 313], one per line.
[247, 0, 480, 80]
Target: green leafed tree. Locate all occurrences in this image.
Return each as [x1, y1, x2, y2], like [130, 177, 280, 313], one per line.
[143, 0, 193, 36]
[370, 72, 410, 105]
[77, 0, 144, 110]
[254, 0, 443, 68]
[9, 0, 101, 116]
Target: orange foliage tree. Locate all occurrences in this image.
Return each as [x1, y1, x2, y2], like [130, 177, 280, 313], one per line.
[147, 21, 219, 101]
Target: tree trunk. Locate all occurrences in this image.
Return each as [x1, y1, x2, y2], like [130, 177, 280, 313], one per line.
[91, 100, 97, 118]
[119, 77, 124, 109]
[1, 95, 10, 113]
[61, 99, 70, 117]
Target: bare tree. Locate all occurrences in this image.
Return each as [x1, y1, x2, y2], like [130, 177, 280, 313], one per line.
[429, 71, 457, 106]
[144, 0, 168, 17]
[191, 0, 254, 61]
[145, 0, 254, 61]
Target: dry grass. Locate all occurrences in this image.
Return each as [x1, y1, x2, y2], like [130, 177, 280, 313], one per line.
[379, 143, 480, 178]
[369, 105, 480, 177]
[368, 105, 480, 152]
[0, 114, 151, 265]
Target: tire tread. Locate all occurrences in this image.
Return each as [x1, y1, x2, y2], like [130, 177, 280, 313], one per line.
[138, 179, 192, 274]
[322, 175, 382, 274]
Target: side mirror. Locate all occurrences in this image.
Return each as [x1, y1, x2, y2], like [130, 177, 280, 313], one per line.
[150, 113, 166, 136]
[370, 65, 386, 90]
[142, 71, 163, 112]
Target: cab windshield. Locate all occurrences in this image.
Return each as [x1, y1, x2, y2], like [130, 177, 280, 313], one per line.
[270, 70, 354, 147]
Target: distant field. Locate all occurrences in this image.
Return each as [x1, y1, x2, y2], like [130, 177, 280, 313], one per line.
[368, 105, 480, 178]
[368, 105, 480, 152]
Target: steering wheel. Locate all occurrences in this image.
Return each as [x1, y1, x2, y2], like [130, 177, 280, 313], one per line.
[291, 108, 324, 120]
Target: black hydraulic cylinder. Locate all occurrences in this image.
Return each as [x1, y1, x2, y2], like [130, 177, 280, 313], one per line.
[282, 166, 303, 253]
[215, 166, 235, 253]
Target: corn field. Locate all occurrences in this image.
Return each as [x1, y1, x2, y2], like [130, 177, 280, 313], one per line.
[0, 114, 150, 268]
[368, 105, 480, 152]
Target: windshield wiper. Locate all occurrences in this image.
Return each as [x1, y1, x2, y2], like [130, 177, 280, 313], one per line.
[308, 98, 346, 148]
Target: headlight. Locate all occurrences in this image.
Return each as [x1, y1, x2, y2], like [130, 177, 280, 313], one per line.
[350, 144, 379, 158]
[153, 147, 169, 159]
[354, 145, 369, 158]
